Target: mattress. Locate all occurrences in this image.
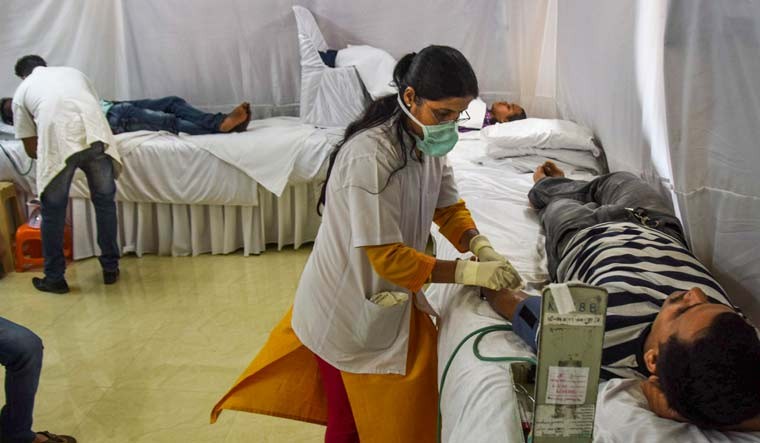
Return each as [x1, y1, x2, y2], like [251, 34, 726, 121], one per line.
[427, 132, 759, 442]
[1, 118, 339, 206]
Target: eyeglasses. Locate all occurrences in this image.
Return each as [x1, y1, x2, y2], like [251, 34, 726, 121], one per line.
[433, 109, 470, 125]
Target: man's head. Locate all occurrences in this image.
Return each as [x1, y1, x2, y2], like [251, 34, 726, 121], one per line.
[491, 101, 526, 123]
[15, 55, 46, 79]
[644, 287, 760, 427]
[1, 97, 12, 125]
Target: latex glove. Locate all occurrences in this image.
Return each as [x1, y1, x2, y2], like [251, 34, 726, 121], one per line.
[454, 259, 522, 290]
[469, 234, 506, 263]
[469, 235, 524, 289]
[369, 291, 409, 307]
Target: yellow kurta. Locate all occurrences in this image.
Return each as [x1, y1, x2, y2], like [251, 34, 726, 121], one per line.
[211, 303, 438, 443]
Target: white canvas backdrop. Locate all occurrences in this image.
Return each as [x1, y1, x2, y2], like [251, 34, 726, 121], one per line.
[556, 0, 760, 321]
[0, 0, 554, 118]
[1, 0, 757, 319]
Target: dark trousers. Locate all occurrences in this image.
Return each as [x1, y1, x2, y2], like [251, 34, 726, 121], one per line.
[0, 317, 43, 443]
[511, 172, 687, 350]
[528, 171, 686, 281]
[41, 142, 119, 281]
[106, 96, 225, 135]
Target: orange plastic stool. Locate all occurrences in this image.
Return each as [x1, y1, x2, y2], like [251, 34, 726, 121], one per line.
[15, 223, 73, 272]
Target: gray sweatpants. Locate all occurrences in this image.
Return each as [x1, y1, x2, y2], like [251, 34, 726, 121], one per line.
[527, 172, 686, 281]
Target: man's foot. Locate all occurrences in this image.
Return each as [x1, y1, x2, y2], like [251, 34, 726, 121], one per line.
[233, 102, 252, 132]
[32, 277, 70, 294]
[532, 161, 565, 183]
[219, 102, 250, 133]
[103, 268, 120, 285]
[34, 431, 77, 442]
[542, 160, 565, 178]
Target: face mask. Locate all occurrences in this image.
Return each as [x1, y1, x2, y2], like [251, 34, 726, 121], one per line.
[397, 95, 459, 157]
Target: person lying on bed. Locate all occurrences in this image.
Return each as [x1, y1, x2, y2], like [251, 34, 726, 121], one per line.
[2, 94, 250, 136]
[4, 56, 251, 136]
[458, 101, 527, 133]
[481, 161, 760, 431]
[490, 101, 526, 123]
[99, 96, 251, 135]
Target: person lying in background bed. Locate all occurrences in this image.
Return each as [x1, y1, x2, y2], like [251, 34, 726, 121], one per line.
[482, 161, 760, 431]
[490, 101, 526, 123]
[3, 55, 251, 136]
[458, 100, 526, 133]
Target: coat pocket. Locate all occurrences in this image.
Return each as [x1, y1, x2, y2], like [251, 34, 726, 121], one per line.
[354, 291, 409, 351]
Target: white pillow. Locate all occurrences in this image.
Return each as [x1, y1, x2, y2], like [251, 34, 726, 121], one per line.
[335, 45, 397, 100]
[459, 97, 487, 130]
[481, 118, 599, 157]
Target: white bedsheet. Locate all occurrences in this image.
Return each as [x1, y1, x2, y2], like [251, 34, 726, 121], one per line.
[1, 118, 338, 205]
[335, 45, 396, 100]
[429, 133, 758, 442]
[0, 138, 36, 194]
[179, 117, 334, 196]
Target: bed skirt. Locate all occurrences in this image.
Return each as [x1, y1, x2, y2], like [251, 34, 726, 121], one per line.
[71, 182, 322, 259]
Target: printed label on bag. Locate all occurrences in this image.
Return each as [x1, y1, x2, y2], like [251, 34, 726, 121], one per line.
[546, 366, 589, 405]
[534, 404, 595, 437]
[543, 313, 603, 327]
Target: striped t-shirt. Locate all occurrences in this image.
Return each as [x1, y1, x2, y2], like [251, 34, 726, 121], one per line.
[556, 221, 734, 380]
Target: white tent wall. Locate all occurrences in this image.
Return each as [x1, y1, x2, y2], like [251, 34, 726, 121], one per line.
[2, 1, 757, 318]
[664, 0, 760, 322]
[0, 1, 130, 99]
[556, 0, 760, 321]
[1, 0, 551, 117]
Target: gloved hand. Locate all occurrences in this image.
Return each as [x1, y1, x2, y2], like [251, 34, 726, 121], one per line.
[454, 259, 522, 290]
[469, 234, 506, 263]
[469, 235, 523, 289]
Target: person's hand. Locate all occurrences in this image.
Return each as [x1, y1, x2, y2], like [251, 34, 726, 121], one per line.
[468, 234, 523, 288]
[640, 376, 687, 422]
[22, 136, 37, 159]
[454, 259, 521, 290]
[469, 234, 506, 263]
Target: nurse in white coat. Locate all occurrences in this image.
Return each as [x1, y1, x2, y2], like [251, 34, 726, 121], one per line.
[213, 46, 523, 443]
[11, 55, 121, 293]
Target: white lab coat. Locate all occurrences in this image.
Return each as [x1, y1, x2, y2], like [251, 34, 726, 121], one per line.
[292, 119, 460, 375]
[13, 66, 121, 194]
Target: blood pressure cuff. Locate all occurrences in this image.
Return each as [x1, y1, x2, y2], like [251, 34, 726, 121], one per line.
[511, 295, 541, 352]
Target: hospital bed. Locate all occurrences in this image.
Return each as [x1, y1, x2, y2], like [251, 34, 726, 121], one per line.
[0, 117, 341, 259]
[0, 5, 371, 260]
[426, 129, 760, 442]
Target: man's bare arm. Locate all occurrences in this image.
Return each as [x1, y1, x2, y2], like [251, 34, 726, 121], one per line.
[481, 287, 528, 320]
[22, 136, 37, 159]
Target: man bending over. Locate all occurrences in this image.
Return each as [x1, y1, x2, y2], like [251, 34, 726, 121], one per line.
[483, 161, 760, 430]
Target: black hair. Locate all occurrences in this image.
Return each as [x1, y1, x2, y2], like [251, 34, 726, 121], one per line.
[0, 98, 12, 125]
[317, 45, 478, 214]
[658, 312, 760, 428]
[15, 55, 46, 78]
[508, 109, 527, 121]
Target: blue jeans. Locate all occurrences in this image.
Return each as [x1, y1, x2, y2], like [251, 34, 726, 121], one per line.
[41, 142, 119, 281]
[106, 96, 225, 135]
[0, 317, 43, 443]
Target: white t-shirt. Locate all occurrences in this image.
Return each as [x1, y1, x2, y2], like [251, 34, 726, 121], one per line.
[13, 66, 121, 194]
[292, 119, 460, 375]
